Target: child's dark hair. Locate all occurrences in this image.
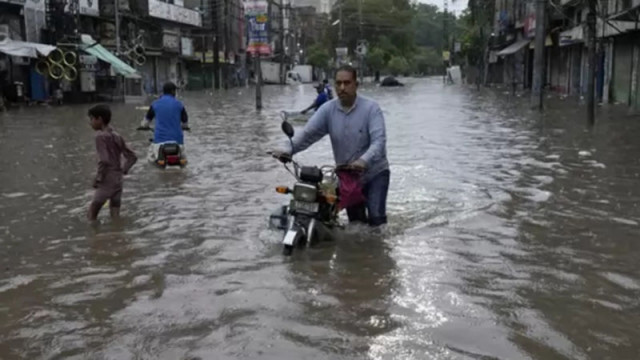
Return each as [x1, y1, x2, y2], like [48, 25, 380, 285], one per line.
[88, 104, 112, 124]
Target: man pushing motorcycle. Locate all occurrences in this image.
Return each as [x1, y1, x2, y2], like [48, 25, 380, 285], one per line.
[272, 65, 390, 226]
[139, 82, 190, 163]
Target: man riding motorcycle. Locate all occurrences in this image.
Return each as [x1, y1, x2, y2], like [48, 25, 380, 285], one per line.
[140, 82, 189, 163]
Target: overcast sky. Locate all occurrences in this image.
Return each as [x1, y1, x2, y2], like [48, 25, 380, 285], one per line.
[418, 0, 468, 14]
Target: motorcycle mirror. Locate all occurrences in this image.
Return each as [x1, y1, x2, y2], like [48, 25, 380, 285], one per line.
[281, 121, 294, 139]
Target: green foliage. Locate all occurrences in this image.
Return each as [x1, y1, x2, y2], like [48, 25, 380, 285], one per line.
[306, 44, 331, 70]
[327, 0, 415, 58]
[309, 0, 483, 71]
[458, 0, 495, 65]
[387, 56, 410, 76]
[413, 47, 443, 75]
[367, 47, 386, 71]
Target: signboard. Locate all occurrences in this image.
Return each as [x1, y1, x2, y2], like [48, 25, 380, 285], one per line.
[336, 47, 348, 65]
[442, 51, 450, 61]
[163, 32, 180, 53]
[25, 0, 44, 11]
[336, 47, 348, 56]
[64, 0, 100, 17]
[79, 55, 98, 71]
[148, 0, 202, 27]
[0, 0, 26, 5]
[195, 51, 213, 63]
[356, 40, 367, 56]
[523, 2, 536, 38]
[245, 0, 270, 55]
[181, 37, 193, 56]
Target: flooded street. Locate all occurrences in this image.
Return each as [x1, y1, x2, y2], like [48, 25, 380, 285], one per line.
[2, 78, 640, 359]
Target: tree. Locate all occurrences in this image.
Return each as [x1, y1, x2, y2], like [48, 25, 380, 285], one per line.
[367, 47, 386, 82]
[413, 47, 442, 75]
[307, 44, 331, 72]
[387, 56, 410, 76]
[327, 0, 415, 60]
[458, 0, 495, 85]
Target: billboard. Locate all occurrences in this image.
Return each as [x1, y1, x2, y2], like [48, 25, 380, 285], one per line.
[245, 0, 270, 55]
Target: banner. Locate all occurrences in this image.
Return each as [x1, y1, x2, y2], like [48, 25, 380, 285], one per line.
[64, 0, 100, 17]
[245, 0, 270, 55]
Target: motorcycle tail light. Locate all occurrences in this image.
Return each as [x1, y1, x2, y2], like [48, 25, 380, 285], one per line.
[166, 155, 180, 165]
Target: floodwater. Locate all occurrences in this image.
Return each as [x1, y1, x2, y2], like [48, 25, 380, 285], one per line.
[1, 78, 640, 359]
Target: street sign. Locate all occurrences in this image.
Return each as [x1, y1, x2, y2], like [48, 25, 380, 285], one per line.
[356, 40, 368, 56]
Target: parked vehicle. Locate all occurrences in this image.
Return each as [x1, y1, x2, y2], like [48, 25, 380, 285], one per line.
[261, 60, 301, 85]
[292, 65, 313, 83]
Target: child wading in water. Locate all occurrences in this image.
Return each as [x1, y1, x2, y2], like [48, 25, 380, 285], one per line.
[88, 105, 138, 220]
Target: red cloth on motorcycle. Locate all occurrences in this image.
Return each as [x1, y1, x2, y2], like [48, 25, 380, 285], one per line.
[337, 169, 366, 209]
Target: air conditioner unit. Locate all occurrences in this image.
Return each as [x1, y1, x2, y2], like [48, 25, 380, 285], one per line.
[0, 24, 10, 42]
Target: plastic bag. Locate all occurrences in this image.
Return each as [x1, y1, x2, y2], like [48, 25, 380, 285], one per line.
[337, 169, 366, 209]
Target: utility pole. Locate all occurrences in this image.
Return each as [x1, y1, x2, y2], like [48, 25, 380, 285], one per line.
[256, 54, 262, 109]
[586, 0, 597, 125]
[201, 34, 206, 87]
[358, 0, 363, 79]
[531, 0, 546, 110]
[443, 0, 448, 82]
[213, 0, 220, 90]
[339, 0, 343, 43]
[114, 0, 124, 98]
[114, 0, 121, 53]
[279, 0, 285, 84]
[214, 35, 220, 89]
[223, 0, 229, 89]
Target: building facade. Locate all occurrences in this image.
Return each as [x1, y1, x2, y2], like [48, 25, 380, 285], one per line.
[0, 0, 249, 105]
[489, 0, 640, 110]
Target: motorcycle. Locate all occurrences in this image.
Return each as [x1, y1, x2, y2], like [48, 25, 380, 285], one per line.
[269, 120, 341, 256]
[136, 125, 189, 169]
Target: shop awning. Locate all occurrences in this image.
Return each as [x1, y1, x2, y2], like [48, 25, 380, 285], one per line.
[79, 34, 140, 78]
[559, 25, 584, 47]
[0, 39, 56, 58]
[497, 39, 531, 56]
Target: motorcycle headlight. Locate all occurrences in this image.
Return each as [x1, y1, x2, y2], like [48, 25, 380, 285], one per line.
[293, 183, 317, 202]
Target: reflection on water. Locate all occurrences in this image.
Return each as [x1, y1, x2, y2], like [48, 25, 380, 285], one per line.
[1, 79, 640, 359]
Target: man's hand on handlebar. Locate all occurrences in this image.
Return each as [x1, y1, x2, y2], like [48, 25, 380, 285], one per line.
[269, 150, 292, 163]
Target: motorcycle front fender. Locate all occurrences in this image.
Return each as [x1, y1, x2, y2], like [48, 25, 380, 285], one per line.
[282, 215, 309, 246]
[283, 229, 299, 246]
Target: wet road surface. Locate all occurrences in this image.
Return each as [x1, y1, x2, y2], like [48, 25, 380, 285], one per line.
[1, 78, 640, 359]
